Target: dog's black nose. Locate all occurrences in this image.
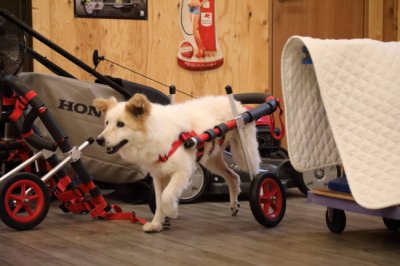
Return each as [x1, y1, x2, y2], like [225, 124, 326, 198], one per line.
[96, 136, 105, 146]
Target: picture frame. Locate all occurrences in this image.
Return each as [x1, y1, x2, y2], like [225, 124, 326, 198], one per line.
[74, 0, 148, 20]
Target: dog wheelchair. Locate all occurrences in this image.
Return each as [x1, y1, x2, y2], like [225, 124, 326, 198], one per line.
[0, 75, 148, 230]
[185, 87, 286, 227]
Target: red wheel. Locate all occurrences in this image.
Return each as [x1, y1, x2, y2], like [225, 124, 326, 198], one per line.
[0, 173, 50, 230]
[249, 172, 286, 227]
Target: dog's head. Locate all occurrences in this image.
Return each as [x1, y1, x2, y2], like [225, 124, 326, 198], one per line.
[93, 93, 151, 154]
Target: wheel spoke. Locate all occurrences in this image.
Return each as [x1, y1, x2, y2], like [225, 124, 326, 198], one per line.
[270, 188, 278, 197]
[8, 194, 22, 201]
[259, 195, 270, 202]
[20, 183, 27, 197]
[24, 205, 34, 215]
[12, 203, 24, 215]
[27, 194, 39, 201]
[261, 186, 272, 198]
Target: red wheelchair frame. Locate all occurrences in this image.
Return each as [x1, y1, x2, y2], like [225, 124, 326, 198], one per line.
[0, 76, 146, 230]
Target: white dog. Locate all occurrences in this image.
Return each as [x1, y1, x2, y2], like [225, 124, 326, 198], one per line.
[93, 94, 260, 232]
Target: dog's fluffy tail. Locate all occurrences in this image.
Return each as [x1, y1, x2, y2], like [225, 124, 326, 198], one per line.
[229, 123, 261, 175]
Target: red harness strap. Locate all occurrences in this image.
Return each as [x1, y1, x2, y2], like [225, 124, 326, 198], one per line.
[157, 130, 226, 163]
[9, 90, 38, 122]
[101, 205, 147, 225]
[157, 130, 199, 163]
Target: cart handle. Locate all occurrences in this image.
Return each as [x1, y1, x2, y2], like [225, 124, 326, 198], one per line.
[233, 93, 270, 104]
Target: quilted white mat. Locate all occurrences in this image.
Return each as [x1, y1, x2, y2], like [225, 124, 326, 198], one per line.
[281, 36, 400, 209]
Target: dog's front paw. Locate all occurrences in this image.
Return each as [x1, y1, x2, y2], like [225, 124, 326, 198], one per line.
[143, 222, 163, 233]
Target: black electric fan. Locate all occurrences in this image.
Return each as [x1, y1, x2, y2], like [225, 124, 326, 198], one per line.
[0, 14, 26, 79]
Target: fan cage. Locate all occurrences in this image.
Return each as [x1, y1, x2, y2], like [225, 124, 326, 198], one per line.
[0, 14, 26, 79]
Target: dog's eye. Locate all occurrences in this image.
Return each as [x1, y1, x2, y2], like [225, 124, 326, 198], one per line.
[117, 121, 125, 128]
[105, 120, 109, 125]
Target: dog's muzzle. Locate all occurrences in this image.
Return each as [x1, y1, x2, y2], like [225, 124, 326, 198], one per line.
[105, 139, 129, 154]
[96, 136, 129, 154]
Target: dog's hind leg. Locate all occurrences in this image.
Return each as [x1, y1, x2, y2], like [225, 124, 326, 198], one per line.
[161, 170, 191, 219]
[203, 153, 241, 216]
[143, 177, 167, 233]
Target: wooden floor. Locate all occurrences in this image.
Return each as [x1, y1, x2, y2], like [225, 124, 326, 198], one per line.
[0, 189, 398, 266]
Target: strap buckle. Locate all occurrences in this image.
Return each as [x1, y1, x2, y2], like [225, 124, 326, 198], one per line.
[179, 131, 196, 142]
[266, 97, 285, 141]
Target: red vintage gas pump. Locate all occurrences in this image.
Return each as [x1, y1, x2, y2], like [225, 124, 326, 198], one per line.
[177, 0, 223, 71]
[199, 0, 216, 52]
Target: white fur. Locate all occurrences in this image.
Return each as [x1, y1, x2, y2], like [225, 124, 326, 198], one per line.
[97, 95, 261, 232]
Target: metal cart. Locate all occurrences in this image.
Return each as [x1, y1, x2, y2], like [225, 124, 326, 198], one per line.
[308, 188, 400, 233]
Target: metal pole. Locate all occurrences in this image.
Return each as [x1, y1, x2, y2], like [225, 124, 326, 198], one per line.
[1, 122, 9, 175]
[225, 86, 255, 179]
[41, 139, 92, 184]
[0, 151, 43, 183]
[25, 139, 93, 195]
[169, 85, 176, 104]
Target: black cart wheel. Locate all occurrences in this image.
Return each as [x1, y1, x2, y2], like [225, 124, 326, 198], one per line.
[180, 165, 209, 204]
[249, 172, 286, 227]
[382, 217, 400, 231]
[325, 208, 346, 233]
[0, 173, 50, 230]
[148, 183, 156, 214]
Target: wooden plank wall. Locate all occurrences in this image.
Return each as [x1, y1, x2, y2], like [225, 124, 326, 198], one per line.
[31, 0, 270, 101]
[368, 0, 399, 41]
[31, 1, 399, 101]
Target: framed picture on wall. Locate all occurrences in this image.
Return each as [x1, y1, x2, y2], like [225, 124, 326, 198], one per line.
[74, 0, 148, 20]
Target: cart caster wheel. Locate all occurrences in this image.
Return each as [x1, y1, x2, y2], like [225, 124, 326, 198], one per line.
[0, 173, 50, 231]
[382, 218, 400, 231]
[249, 172, 286, 227]
[325, 208, 346, 233]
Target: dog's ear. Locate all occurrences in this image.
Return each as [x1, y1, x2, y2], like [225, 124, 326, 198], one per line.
[93, 97, 117, 113]
[126, 93, 151, 118]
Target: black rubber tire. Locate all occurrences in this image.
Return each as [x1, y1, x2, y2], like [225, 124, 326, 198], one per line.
[0, 173, 50, 231]
[325, 208, 346, 233]
[180, 165, 210, 204]
[148, 183, 156, 214]
[297, 166, 341, 196]
[249, 172, 286, 227]
[382, 217, 400, 231]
